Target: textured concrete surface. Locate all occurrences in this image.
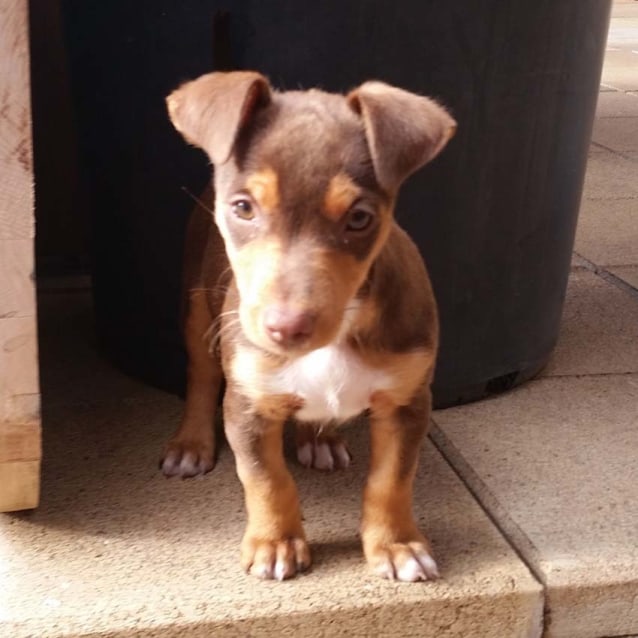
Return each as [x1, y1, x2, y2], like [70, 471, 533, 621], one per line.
[580, 151, 638, 200]
[575, 197, 638, 266]
[0, 293, 542, 638]
[592, 116, 638, 152]
[594, 91, 638, 118]
[542, 270, 638, 377]
[602, 1, 638, 92]
[608, 265, 638, 289]
[433, 375, 638, 638]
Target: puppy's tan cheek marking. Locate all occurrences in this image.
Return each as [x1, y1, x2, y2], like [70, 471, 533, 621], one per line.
[323, 173, 362, 221]
[245, 167, 280, 213]
[233, 238, 282, 297]
[232, 238, 284, 338]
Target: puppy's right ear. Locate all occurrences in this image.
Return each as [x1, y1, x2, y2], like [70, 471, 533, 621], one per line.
[166, 71, 271, 165]
[347, 81, 456, 193]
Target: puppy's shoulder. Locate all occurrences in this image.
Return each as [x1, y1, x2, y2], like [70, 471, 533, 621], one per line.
[364, 223, 438, 353]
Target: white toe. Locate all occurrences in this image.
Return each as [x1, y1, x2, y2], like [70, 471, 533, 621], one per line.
[274, 559, 288, 581]
[397, 557, 427, 582]
[374, 560, 395, 580]
[314, 442, 334, 471]
[333, 442, 351, 468]
[416, 551, 439, 579]
[251, 563, 273, 579]
[296, 442, 313, 467]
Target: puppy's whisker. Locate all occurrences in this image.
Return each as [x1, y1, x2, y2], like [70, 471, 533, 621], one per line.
[204, 310, 238, 341]
[181, 186, 215, 215]
[203, 322, 218, 342]
[209, 317, 242, 353]
[218, 310, 239, 318]
[216, 266, 232, 286]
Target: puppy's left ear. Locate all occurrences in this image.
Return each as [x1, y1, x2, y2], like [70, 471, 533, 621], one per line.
[166, 71, 271, 165]
[347, 81, 456, 192]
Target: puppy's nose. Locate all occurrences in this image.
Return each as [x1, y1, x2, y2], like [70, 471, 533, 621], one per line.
[263, 306, 316, 347]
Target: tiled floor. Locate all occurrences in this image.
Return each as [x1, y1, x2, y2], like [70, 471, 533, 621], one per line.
[2, 2, 638, 638]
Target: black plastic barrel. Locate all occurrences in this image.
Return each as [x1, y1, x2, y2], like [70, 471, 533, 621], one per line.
[61, 1, 612, 406]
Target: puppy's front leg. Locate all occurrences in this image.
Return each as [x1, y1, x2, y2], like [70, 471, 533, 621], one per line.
[362, 387, 439, 582]
[161, 289, 221, 477]
[224, 389, 310, 581]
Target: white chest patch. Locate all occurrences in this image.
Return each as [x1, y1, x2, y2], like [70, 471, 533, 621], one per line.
[232, 344, 393, 423]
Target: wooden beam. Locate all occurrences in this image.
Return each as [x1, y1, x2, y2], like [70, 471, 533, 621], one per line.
[0, 423, 41, 463]
[0, 0, 41, 512]
[0, 461, 40, 511]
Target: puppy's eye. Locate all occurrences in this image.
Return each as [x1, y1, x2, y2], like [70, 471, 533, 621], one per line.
[345, 207, 374, 232]
[231, 198, 255, 220]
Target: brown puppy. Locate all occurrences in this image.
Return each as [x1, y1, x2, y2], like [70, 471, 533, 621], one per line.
[161, 71, 456, 582]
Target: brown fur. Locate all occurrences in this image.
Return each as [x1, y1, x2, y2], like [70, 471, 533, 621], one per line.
[162, 71, 455, 581]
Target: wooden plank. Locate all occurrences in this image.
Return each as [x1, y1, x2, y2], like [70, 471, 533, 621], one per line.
[0, 316, 39, 422]
[0, 238, 35, 318]
[0, 423, 41, 463]
[0, 461, 39, 511]
[0, 0, 34, 240]
[0, 0, 40, 512]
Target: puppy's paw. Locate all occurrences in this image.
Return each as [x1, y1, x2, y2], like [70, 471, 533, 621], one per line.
[241, 535, 311, 581]
[160, 436, 215, 478]
[295, 427, 351, 471]
[366, 540, 439, 582]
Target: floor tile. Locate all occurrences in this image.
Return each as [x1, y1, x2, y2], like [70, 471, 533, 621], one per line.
[588, 143, 609, 155]
[433, 374, 638, 638]
[594, 91, 638, 118]
[608, 264, 638, 289]
[581, 149, 638, 199]
[611, 0, 638, 20]
[600, 66, 638, 92]
[591, 116, 638, 151]
[575, 197, 638, 266]
[570, 253, 589, 270]
[543, 270, 638, 377]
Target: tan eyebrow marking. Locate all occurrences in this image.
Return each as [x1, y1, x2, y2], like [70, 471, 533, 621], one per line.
[245, 167, 280, 213]
[323, 173, 362, 221]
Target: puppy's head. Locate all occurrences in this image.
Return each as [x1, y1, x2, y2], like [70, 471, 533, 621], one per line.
[168, 72, 455, 356]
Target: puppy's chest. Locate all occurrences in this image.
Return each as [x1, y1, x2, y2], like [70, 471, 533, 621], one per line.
[231, 344, 392, 423]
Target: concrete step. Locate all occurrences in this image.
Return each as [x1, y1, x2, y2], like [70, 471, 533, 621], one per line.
[0, 293, 542, 638]
[433, 371, 638, 638]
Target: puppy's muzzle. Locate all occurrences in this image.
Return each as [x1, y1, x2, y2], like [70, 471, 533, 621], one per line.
[263, 305, 317, 348]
